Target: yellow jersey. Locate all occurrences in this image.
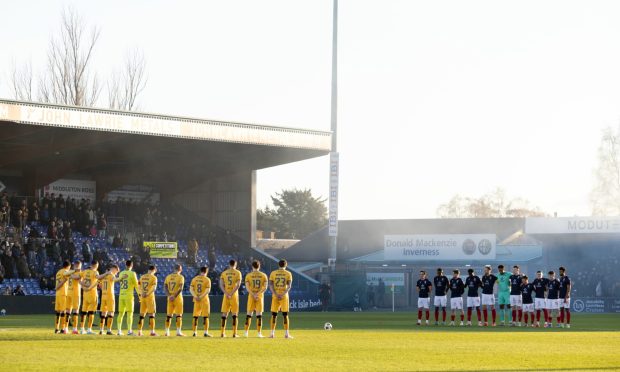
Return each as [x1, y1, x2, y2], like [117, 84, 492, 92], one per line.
[190, 275, 211, 299]
[245, 271, 268, 295]
[164, 273, 185, 295]
[269, 268, 293, 296]
[100, 273, 116, 297]
[82, 268, 99, 294]
[220, 268, 242, 294]
[67, 271, 85, 297]
[138, 273, 157, 299]
[55, 269, 71, 296]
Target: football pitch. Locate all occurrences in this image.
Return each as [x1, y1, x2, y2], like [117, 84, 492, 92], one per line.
[1, 312, 619, 371]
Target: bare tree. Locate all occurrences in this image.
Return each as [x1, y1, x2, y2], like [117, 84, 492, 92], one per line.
[10, 61, 34, 101]
[437, 188, 546, 218]
[107, 49, 147, 111]
[37, 6, 101, 106]
[591, 126, 620, 215]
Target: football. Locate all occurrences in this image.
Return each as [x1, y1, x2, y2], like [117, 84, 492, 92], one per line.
[1, 309, 6, 316]
[324, 322, 333, 330]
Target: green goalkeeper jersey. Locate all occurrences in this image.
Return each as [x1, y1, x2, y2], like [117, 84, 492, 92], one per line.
[497, 272, 511, 293]
[118, 270, 139, 299]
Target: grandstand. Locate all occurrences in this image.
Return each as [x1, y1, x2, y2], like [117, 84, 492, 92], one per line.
[0, 99, 331, 313]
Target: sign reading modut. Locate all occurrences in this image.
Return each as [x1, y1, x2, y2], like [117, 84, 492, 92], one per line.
[384, 234, 496, 261]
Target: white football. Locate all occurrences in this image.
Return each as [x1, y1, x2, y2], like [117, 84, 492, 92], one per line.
[324, 322, 333, 330]
[0, 309, 6, 316]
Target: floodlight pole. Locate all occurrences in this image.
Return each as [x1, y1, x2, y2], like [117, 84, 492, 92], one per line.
[328, 0, 339, 269]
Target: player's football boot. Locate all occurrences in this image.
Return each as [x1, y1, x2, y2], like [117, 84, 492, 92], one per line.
[284, 334, 294, 339]
[192, 333, 197, 337]
[434, 321, 439, 326]
[99, 330, 103, 335]
[459, 321, 464, 326]
[244, 331, 249, 337]
[565, 324, 570, 328]
[449, 321, 455, 326]
[176, 332, 186, 337]
[416, 321, 421, 325]
[204, 333, 212, 337]
[137, 331, 143, 336]
[232, 334, 239, 338]
[72, 330, 79, 335]
[556, 324, 562, 328]
[60, 329, 66, 334]
[127, 331, 134, 336]
[117, 331, 123, 336]
[257, 333, 264, 338]
[106, 331, 114, 335]
[425, 320, 429, 325]
[54, 329, 59, 334]
[269, 334, 275, 338]
[221, 333, 227, 338]
[478, 321, 482, 326]
[150, 332, 158, 336]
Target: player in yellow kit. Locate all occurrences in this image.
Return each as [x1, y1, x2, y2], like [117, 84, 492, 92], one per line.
[99, 264, 121, 335]
[54, 260, 74, 334]
[244, 260, 268, 338]
[117, 260, 139, 336]
[190, 266, 212, 337]
[269, 259, 293, 339]
[219, 259, 242, 337]
[66, 261, 84, 334]
[137, 265, 158, 337]
[79, 260, 101, 334]
[164, 264, 185, 337]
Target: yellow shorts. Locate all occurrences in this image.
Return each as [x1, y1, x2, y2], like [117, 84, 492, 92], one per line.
[247, 295, 264, 313]
[139, 296, 156, 315]
[271, 295, 290, 313]
[66, 294, 81, 312]
[82, 292, 98, 313]
[167, 296, 183, 315]
[100, 295, 115, 313]
[55, 294, 67, 312]
[221, 294, 239, 314]
[193, 298, 210, 317]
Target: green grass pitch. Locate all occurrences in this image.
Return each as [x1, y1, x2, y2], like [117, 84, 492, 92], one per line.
[0, 312, 619, 371]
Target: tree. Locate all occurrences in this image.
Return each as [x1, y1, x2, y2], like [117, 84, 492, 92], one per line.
[257, 189, 328, 239]
[9, 6, 146, 110]
[591, 126, 620, 215]
[437, 188, 546, 218]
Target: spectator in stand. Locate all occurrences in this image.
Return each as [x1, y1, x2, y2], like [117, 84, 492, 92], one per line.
[36, 242, 46, 273]
[58, 203, 67, 221]
[30, 201, 40, 223]
[47, 221, 58, 241]
[187, 238, 198, 265]
[0, 261, 5, 283]
[112, 233, 123, 249]
[51, 241, 61, 264]
[17, 204, 28, 232]
[208, 246, 217, 272]
[87, 207, 95, 226]
[0, 204, 9, 227]
[2, 286, 12, 295]
[16, 253, 30, 279]
[1, 248, 16, 279]
[98, 213, 107, 238]
[13, 284, 25, 296]
[81, 239, 92, 264]
[41, 203, 50, 224]
[89, 224, 97, 238]
[62, 222, 72, 240]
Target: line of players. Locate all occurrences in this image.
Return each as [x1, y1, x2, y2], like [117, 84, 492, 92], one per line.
[53, 258, 294, 338]
[416, 264, 572, 328]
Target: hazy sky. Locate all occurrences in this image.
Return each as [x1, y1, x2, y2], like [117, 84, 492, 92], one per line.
[2, 1, 620, 219]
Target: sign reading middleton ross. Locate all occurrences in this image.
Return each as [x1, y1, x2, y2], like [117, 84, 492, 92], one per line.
[384, 234, 496, 261]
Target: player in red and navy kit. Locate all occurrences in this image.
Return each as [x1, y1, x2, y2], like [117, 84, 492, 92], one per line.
[509, 265, 523, 326]
[545, 271, 561, 328]
[448, 269, 465, 326]
[465, 268, 482, 326]
[558, 266, 572, 328]
[520, 275, 535, 327]
[480, 265, 498, 326]
[433, 268, 449, 326]
[532, 271, 549, 327]
[416, 271, 432, 325]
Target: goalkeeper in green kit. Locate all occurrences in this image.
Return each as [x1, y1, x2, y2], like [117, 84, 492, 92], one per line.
[117, 260, 140, 335]
[496, 264, 511, 326]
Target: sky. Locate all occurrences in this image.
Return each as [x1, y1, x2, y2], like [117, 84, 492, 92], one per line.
[2, 0, 620, 219]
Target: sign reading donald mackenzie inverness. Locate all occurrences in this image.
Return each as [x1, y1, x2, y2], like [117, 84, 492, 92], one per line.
[384, 234, 496, 261]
